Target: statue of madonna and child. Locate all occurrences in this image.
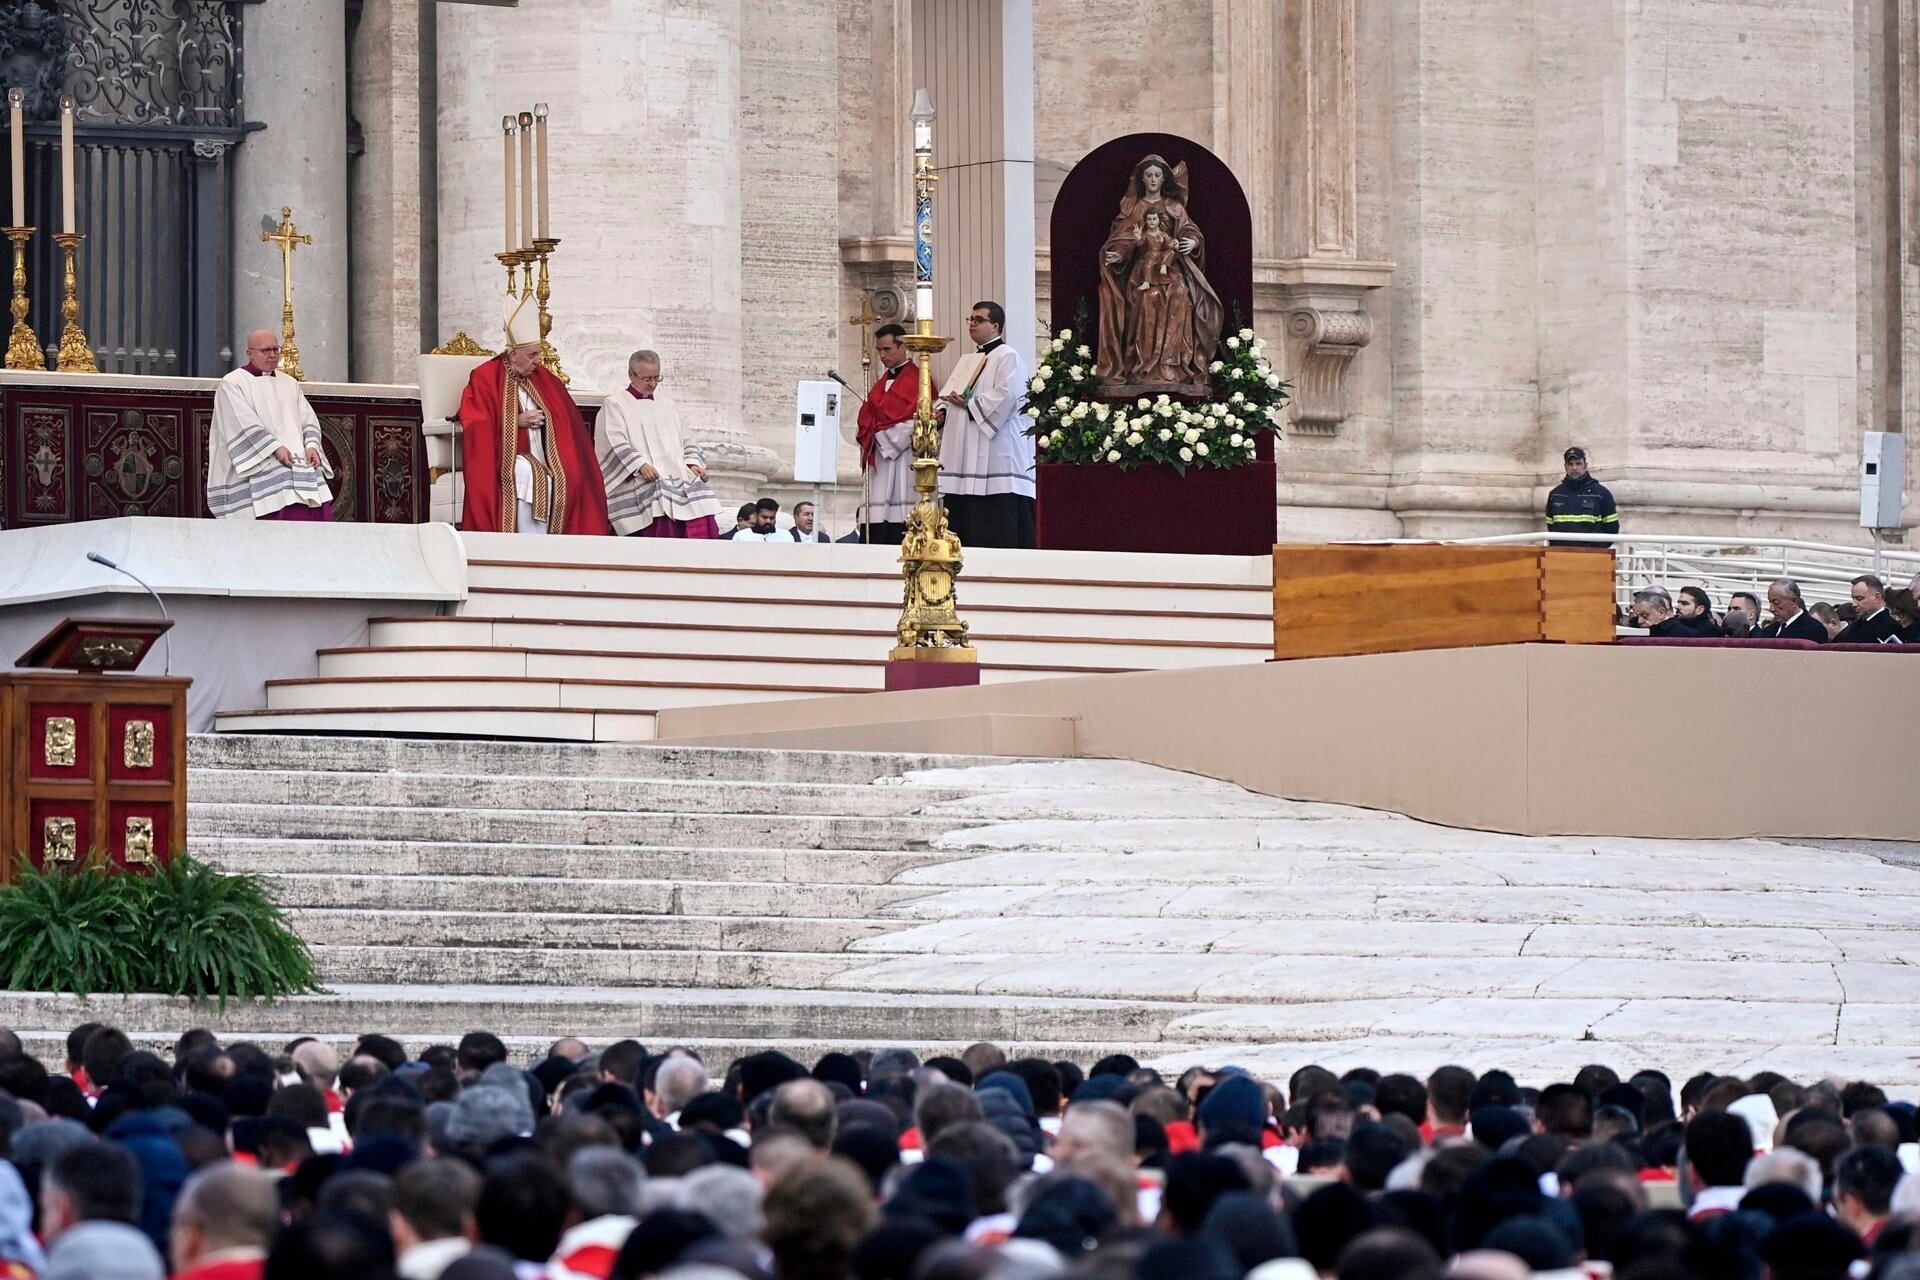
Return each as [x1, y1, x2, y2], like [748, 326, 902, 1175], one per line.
[1095, 154, 1226, 397]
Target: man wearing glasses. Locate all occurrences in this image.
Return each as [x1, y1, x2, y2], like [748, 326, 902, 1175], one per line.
[206, 328, 336, 520]
[935, 301, 1037, 548]
[594, 349, 723, 538]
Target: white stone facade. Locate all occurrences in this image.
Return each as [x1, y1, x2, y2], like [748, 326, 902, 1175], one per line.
[332, 0, 1917, 539]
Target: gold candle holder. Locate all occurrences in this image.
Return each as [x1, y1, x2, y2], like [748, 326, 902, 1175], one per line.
[52, 231, 95, 373]
[494, 248, 521, 298]
[4, 226, 45, 370]
[532, 236, 568, 384]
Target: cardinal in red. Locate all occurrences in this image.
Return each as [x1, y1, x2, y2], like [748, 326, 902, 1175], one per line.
[457, 293, 610, 535]
[855, 323, 921, 544]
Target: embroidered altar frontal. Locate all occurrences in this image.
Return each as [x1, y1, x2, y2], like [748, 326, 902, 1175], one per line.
[0, 372, 428, 529]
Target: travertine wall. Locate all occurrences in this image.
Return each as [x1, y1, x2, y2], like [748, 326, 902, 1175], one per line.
[347, 0, 423, 385]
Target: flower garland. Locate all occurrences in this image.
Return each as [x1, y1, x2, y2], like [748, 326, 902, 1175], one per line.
[1022, 323, 1289, 473]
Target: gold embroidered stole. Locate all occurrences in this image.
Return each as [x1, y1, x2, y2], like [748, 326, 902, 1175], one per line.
[497, 368, 569, 532]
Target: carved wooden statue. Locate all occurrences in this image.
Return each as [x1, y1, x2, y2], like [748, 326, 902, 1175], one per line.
[1095, 155, 1225, 396]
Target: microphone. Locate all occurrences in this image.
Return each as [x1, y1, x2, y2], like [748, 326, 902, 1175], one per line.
[826, 369, 867, 405]
[86, 551, 173, 676]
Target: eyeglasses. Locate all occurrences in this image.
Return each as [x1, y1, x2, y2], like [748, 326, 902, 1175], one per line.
[251, 345, 281, 353]
[966, 316, 991, 325]
[632, 373, 665, 384]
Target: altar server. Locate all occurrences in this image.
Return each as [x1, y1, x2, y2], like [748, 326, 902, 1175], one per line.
[595, 349, 723, 538]
[937, 300, 1037, 548]
[856, 323, 920, 545]
[206, 329, 335, 520]
[456, 294, 610, 535]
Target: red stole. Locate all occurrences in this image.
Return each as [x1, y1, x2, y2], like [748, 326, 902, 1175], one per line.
[457, 355, 611, 535]
[856, 361, 921, 469]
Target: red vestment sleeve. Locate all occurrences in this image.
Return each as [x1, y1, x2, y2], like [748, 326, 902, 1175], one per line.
[856, 362, 922, 469]
[457, 357, 612, 535]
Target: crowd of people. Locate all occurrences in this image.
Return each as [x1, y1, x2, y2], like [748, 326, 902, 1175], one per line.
[1, 1022, 1917, 1280]
[1627, 574, 1920, 644]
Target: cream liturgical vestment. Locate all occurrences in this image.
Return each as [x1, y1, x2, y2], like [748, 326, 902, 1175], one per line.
[595, 391, 723, 536]
[207, 367, 334, 519]
[937, 339, 1036, 500]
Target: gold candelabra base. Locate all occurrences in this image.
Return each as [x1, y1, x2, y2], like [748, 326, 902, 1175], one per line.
[4, 227, 44, 371]
[53, 232, 96, 373]
[278, 302, 307, 381]
[533, 236, 568, 385]
[889, 326, 975, 664]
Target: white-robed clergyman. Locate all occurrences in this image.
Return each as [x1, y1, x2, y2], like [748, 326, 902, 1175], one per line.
[594, 349, 724, 538]
[936, 300, 1037, 548]
[206, 328, 335, 521]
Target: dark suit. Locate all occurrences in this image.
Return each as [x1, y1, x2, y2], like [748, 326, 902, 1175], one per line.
[1836, 608, 1900, 645]
[1648, 616, 1704, 638]
[1751, 611, 1829, 643]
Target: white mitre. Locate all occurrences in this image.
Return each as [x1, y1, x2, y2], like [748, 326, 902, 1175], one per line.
[504, 291, 535, 349]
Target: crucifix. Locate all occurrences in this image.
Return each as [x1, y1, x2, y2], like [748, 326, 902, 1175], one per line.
[847, 290, 882, 382]
[263, 206, 313, 381]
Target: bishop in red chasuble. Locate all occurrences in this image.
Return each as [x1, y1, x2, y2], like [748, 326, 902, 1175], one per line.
[457, 294, 611, 535]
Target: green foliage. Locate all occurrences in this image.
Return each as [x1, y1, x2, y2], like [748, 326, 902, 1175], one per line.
[0, 855, 319, 1004]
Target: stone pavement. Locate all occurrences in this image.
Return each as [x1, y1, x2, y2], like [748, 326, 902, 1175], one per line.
[16, 738, 1918, 1090]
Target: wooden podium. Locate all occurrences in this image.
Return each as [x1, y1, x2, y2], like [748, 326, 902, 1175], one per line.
[1, 619, 188, 882]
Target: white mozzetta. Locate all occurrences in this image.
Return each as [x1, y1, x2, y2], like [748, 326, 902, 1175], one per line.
[0, 517, 466, 606]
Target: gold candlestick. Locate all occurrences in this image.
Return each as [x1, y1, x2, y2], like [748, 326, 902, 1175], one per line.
[494, 249, 520, 298]
[532, 236, 568, 384]
[262, 207, 313, 381]
[52, 231, 95, 372]
[4, 226, 44, 370]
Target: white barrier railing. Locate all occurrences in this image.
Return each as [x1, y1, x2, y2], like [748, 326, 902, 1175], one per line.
[1360, 533, 1920, 612]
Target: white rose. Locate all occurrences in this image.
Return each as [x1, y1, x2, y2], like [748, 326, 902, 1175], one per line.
[1179, 447, 1193, 462]
[1227, 336, 1240, 349]
[1038, 366, 1053, 381]
[1231, 391, 1245, 405]
[1230, 433, 1244, 448]
[1212, 403, 1228, 418]
[1127, 432, 1144, 446]
[1210, 360, 1224, 373]
[1060, 328, 1074, 341]
[1158, 429, 1173, 442]
[1077, 345, 1091, 358]
[1156, 402, 1175, 417]
[1136, 397, 1151, 410]
[1266, 373, 1281, 388]
[1036, 434, 1048, 450]
[1238, 327, 1254, 341]
[1069, 365, 1085, 379]
[1184, 428, 1201, 444]
[1233, 367, 1247, 379]
[1107, 449, 1122, 462]
[1055, 395, 1071, 409]
[1195, 442, 1209, 457]
[1029, 376, 1045, 393]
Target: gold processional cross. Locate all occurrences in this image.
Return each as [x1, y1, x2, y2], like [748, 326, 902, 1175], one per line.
[263, 206, 312, 381]
[847, 291, 882, 382]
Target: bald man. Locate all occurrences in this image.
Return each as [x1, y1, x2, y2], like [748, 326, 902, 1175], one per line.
[207, 328, 335, 521]
[169, 1163, 279, 1280]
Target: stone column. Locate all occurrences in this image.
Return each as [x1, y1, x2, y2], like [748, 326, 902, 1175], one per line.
[230, 1, 349, 381]
[347, 0, 424, 384]
[435, 0, 775, 502]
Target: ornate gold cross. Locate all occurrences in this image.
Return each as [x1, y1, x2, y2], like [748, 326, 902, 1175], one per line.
[848, 291, 882, 380]
[263, 206, 312, 380]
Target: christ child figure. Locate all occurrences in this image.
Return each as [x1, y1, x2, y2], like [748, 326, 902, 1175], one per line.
[1132, 209, 1177, 293]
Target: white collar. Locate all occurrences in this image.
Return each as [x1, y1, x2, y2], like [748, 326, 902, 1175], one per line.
[1687, 1185, 1747, 1218]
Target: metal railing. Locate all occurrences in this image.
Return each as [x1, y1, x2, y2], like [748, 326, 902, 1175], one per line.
[1362, 532, 1920, 613]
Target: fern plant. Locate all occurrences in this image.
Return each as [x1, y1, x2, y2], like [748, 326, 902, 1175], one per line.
[0, 855, 319, 1004]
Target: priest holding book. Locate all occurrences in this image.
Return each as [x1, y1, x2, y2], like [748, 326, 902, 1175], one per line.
[937, 300, 1037, 548]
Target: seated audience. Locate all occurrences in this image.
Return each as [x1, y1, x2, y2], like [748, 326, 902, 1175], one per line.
[1674, 586, 1721, 637]
[1749, 578, 1829, 642]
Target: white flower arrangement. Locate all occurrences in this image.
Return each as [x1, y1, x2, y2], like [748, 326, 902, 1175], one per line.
[1021, 312, 1290, 473]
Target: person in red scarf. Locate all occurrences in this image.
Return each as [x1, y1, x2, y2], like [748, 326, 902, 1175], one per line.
[457, 293, 610, 536]
[855, 324, 920, 545]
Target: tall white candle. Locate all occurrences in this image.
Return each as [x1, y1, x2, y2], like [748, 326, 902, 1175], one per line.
[518, 112, 534, 251]
[502, 115, 517, 254]
[534, 103, 550, 240]
[8, 89, 24, 227]
[58, 96, 75, 234]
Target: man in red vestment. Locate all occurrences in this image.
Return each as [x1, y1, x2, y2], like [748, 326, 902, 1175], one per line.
[855, 324, 921, 545]
[457, 294, 610, 535]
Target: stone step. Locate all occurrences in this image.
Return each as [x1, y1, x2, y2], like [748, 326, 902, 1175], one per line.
[0, 985, 1210, 1044]
[267, 872, 931, 917]
[187, 735, 1000, 782]
[310, 945, 867, 990]
[197, 838, 956, 884]
[188, 769, 976, 818]
[212, 707, 660, 742]
[189, 803, 969, 850]
[261, 675, 854, 713]
[287, 908, 902, 952]
[367, 617, 1268, 672]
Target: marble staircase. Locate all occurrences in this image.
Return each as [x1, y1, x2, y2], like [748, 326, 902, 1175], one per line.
[210, 535, 1274, 741]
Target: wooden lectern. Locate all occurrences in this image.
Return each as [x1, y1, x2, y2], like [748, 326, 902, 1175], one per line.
[0, 618, 188, 882]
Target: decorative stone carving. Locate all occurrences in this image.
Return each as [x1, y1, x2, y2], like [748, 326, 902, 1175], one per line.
[1267, 259, 1392, 435]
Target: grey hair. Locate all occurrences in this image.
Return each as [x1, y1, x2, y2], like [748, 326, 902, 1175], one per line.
[1770, 578, 1804, 605]
[1631, 586, 1673, 611]
[567, 1145, 646, 1219]
[628, 349, 662, 375]
[1744, 1147, 1822, 1202]
[674, 1165, 763, 1241]
[655, 1053, 709, 1115]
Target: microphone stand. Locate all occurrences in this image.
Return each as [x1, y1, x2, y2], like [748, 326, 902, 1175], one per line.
[86, 551, 173, 676]
[828, 369, 873, 544]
